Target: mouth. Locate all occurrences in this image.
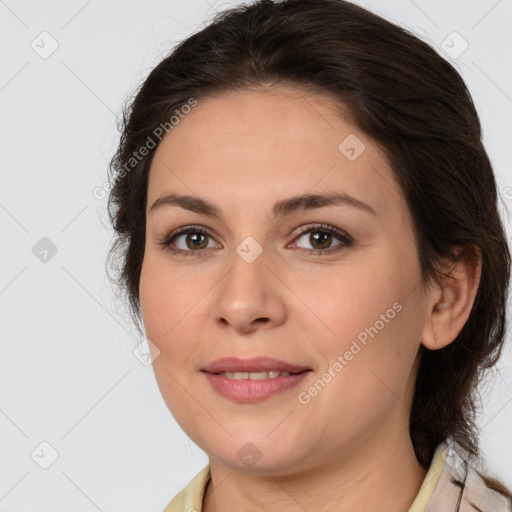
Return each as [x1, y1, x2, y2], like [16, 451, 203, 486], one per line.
[201, 356, 311, 374]
[214, 370, 301, 380]
[201, 357, 312, 403]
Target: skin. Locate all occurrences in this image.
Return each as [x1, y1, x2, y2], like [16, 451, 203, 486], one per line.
[139, 85, 481, 512]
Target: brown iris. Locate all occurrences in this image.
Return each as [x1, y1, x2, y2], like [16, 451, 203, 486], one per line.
[309, 230, 332, 250]
[186, 232, 208, 250]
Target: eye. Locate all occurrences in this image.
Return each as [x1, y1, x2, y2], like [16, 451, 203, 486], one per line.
[159, 225, 221, 257]
[289, 223, 353, 255]
[158, 223, 353, 257]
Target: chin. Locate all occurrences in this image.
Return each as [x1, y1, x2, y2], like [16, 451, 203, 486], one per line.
[199, 434, 313, 474]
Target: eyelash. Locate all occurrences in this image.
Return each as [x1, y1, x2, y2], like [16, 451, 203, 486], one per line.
[158, 223, 353, 258]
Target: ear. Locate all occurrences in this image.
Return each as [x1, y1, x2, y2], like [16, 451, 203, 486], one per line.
[420, 245, 482, 350]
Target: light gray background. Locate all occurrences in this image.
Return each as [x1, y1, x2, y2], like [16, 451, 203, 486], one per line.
[1, 0, 511, 510]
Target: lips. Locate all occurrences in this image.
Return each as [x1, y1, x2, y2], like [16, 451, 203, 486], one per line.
[201, 356, 310, 374]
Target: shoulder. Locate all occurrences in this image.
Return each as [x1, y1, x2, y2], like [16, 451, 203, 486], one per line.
[162, 465, 211, 512]
[426, 440, 511, 512]
[462, 463, 511, 511]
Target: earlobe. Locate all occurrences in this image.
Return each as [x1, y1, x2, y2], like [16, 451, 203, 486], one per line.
[421, 246, 482, 351]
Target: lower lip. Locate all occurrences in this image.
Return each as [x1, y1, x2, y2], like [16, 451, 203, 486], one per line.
[204, 371, 311, 403]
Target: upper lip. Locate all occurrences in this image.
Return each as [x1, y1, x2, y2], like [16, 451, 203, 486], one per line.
[201, 357, 311, 374]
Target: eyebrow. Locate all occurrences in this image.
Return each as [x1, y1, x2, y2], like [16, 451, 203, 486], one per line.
[149, 192, 377, 218]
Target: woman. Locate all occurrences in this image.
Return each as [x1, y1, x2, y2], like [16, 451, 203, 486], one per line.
[106, 0, 512, 510]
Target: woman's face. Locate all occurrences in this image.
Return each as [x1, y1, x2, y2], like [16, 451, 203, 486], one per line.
[140, 86, 432, 474]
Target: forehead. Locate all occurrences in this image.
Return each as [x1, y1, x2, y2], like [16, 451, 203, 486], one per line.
[147, 86, 405, 220]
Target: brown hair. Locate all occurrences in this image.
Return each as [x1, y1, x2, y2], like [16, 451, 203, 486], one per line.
[106, 0, 511, 495]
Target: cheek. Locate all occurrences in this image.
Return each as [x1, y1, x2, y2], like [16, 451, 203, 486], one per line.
[140, 253, 193, 338]
[307, 260, 403, 349]
[139, 259, 203, 425]
[139, 254, 213, 376]
[140, 257, 183, 371]
[306, 252, 420, 399]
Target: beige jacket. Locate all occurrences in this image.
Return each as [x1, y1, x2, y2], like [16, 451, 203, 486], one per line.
[162, 438, 511, 511]
[426, 439, 511, 511]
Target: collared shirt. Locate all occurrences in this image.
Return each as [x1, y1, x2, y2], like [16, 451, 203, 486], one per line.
[162, 439, 511, 512]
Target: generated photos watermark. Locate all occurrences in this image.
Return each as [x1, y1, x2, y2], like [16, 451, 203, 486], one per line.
[297, 301, 403, 405]
[93, 97, 198, 200]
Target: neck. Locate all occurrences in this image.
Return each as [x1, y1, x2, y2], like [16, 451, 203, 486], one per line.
[202, 433, 427, 512]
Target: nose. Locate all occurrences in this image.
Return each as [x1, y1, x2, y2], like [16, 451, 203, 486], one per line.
[211, 245, 287, 334]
